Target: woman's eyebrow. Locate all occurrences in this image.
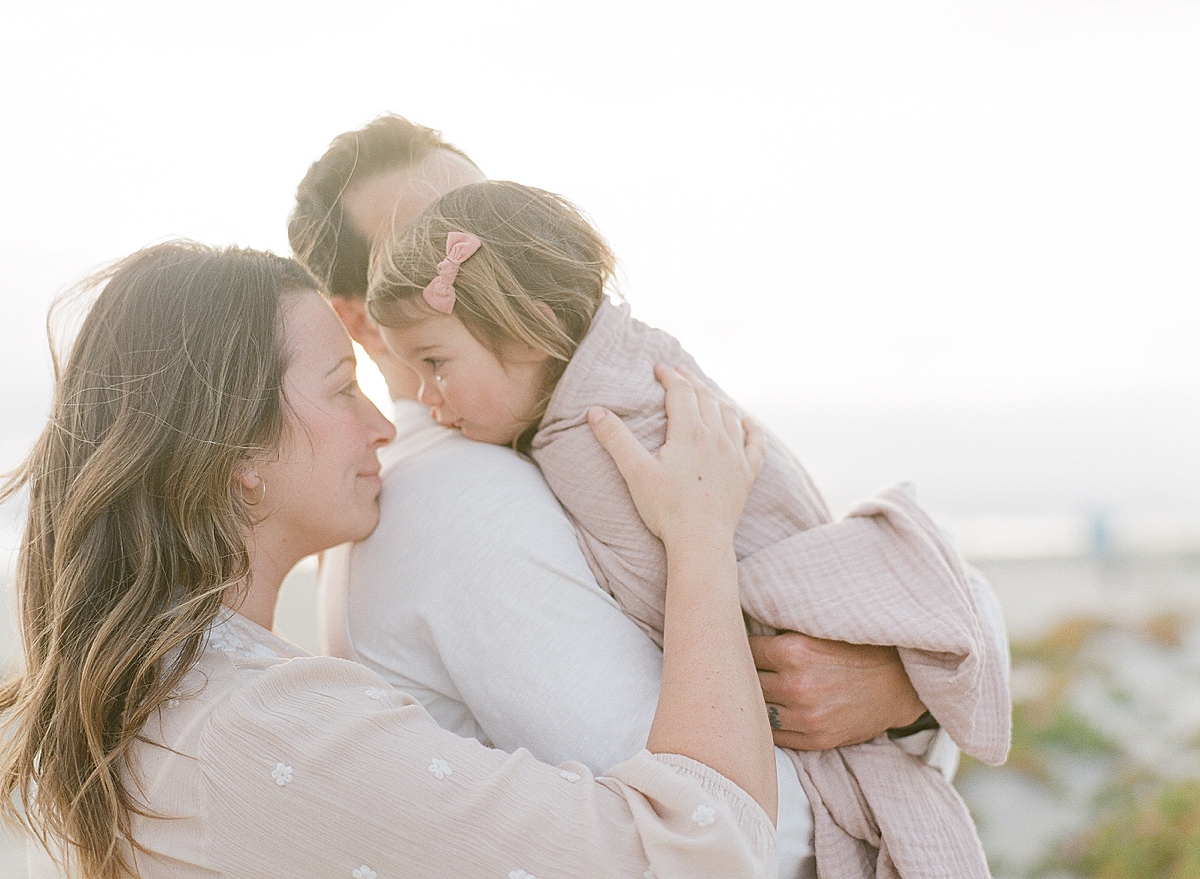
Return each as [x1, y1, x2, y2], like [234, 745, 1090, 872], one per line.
[323, 355, 356, 378]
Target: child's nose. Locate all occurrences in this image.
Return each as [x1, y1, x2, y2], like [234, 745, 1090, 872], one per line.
[418, 379, 442, 407]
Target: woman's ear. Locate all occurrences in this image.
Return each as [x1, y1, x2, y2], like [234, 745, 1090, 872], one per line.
[237, 467, 267, 506]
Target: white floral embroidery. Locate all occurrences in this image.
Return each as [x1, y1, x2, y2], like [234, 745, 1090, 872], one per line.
[691, 803, 716, 827]
[352, 867, 377, 879]
[560, 770, 581, 783]
[509, 871, 536, 879]
[166, 697, 181, 709]
[204, 611, 288, 660]
[428, 758, 452, 779]
[363, 687, 387, 700]
[205, 622, 250, 656]
[271, 762, 294, 786]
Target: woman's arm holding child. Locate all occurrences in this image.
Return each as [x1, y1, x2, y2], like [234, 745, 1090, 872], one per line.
[589, 364, 777, 822]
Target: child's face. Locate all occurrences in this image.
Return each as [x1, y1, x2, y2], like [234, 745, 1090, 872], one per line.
[381, 314, 549, 445]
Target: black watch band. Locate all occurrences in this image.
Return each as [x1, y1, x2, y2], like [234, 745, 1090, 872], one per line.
[887, 710, 940, 739]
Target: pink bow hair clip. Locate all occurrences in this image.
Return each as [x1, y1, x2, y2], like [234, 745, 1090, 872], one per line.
[422, 231, 482, 314]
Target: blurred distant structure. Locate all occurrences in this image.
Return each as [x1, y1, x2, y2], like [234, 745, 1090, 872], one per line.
[1089, 511, 1112, 561]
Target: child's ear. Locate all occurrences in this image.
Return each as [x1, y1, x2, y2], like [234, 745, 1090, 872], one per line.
[534, 301, 558, 328]
[500, 301, 559, 364]
[504, 340, 552, 364]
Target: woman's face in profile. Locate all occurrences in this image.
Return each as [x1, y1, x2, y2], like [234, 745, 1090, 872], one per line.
[253, 291, 395, 557]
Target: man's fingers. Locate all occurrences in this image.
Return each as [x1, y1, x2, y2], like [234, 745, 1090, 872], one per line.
[764, 702, 804, 734]
[756, 667, 789, 706]
[588, 406, 653, 485]
[749, 630, 833, 670]
[764, 702, 848, 750]
[748, 633, 790, 671]
[756, 663, 823, 717]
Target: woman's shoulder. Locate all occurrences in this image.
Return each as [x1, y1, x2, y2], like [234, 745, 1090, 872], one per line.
[202, 614, 410, 707]
[141, 645, 428, 797]
[154, 615, 413, 742]
[206, 652, 424, 726]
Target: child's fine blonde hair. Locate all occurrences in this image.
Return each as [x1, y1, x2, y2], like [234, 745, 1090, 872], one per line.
[367, 180, 616, 442]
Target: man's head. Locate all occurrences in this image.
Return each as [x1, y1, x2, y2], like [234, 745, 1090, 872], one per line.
[290, 115, 483, 300]
[290, 115, 485, 398]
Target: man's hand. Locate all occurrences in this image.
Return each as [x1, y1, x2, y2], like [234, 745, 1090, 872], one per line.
[749, 631, 927, 751]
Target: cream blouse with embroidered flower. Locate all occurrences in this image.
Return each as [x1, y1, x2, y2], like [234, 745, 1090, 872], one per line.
[32, 612, 775, 879]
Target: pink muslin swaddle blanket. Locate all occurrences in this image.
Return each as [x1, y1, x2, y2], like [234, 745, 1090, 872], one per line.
[531, 298, 1010, 879]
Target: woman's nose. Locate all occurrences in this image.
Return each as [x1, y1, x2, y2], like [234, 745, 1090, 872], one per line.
[370, 402, 397, 447]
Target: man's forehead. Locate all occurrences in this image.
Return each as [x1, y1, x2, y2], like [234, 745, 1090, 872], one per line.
[410, 150, 483, 191]
[345, 151, 484, 243]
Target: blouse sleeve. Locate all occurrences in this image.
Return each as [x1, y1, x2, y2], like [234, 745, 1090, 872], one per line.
[198, 656, 776, 879]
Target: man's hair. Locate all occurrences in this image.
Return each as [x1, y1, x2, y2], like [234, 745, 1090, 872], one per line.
[289, 114, 477, 300]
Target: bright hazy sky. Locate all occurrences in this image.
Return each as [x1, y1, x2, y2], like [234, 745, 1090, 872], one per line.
[1, 1, 1197, 537]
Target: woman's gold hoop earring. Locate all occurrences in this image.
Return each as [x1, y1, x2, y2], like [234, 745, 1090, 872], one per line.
[243, 478, 267, 507]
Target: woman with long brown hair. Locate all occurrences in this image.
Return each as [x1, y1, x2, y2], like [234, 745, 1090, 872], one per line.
[0, 241, 776, 878]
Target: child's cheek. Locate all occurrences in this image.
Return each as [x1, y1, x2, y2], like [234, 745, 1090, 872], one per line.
[483, 390, 515, 425]
[461, 383, 503, 425]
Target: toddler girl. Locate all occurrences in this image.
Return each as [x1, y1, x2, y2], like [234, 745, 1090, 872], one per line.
[367, 180, 1008, 879]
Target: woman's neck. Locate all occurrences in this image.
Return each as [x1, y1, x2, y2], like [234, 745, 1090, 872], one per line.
[223, 580, 281, 631]
[223, 531, 297, 631]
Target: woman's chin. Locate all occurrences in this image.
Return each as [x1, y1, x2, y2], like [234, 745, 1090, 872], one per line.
[331, 504, 383, 548]
[358, 505, 383, 541]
